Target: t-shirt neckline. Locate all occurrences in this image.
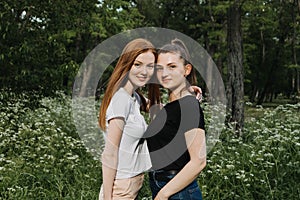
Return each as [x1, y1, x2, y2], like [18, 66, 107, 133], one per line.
[119, 87, 136, 101]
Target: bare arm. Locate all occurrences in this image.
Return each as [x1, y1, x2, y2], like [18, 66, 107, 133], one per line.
[101, 118, 125, 200]
[154, 128, 206, 200]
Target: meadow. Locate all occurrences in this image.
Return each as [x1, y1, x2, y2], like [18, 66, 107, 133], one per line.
[0, 91, 299, 199]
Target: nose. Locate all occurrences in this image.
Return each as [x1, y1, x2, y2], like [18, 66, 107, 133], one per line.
[161, 67, 169, 77]
[139, 66, 149, 77]
[140, 65, 148, 75]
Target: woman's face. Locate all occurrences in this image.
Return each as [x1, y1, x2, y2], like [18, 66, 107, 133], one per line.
[156, 52, 188, 91]
[128, 50, 155, 89]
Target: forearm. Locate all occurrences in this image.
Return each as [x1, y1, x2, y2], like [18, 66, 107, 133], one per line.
[101, 149, 118, 200]
[100, 118, 124, 199]
[160, 159, 206, 198]
[102, 164, 117, 200]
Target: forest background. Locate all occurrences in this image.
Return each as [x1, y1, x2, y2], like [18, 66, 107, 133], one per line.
[1, 0, 299, 199]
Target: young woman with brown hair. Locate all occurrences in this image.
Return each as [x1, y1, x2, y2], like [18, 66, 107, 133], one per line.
[145, 39, 206, 200]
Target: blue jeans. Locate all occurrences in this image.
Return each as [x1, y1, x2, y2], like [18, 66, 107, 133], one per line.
[149, 171, 203, 200]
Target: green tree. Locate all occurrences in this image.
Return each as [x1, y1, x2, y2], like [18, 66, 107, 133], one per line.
[0, 0, 98, 94]
[243, 0, 300, 103]
[0, 0, 144, 95]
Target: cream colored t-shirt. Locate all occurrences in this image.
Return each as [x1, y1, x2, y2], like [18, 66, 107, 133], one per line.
[104, 87, 151, 179]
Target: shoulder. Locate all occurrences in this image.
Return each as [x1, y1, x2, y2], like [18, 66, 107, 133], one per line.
[180, 95, 201, 108]
[108, 88, 134, 111]
[110, 88, 135, 105]
[179, 95, 205, 130]
[106, 88, 133, 120]
[112, 88, 130, 100]
[181, 95, 198, 102]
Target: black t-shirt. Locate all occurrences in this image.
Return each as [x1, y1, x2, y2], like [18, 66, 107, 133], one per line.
[144, 95, 205, 171]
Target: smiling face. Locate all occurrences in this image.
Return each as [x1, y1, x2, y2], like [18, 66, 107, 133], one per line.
[156, 52, 191, 94]
[125, 50, 155, 91]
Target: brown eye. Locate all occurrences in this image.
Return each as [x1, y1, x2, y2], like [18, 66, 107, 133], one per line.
[134, 63, 141, 68]
[168, 65, 176, 70]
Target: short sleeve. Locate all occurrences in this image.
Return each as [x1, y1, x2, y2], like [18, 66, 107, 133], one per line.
[106, 91, 132, 122]
[179, 96, 205, 132]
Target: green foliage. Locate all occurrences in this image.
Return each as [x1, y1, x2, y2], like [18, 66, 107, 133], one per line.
[199, 102, 300, 199]
[0, 91, 101, 199]
[1, 92, 299, 199]
[0, 0, 98, 94]
[1, 0, 300, 102]
[0, 0, 144, 95]
[242, 0, 299, 101]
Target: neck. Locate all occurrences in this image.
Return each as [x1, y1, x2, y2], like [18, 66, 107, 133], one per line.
[169, 86, 191, 102]
[123, 81, 136, 96]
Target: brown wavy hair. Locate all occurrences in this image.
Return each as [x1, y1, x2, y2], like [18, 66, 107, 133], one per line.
[98, 38, 158, 131]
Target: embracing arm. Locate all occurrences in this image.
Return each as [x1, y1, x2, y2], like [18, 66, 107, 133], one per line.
[146, 86, 202, 105]
[189, 86, 203, 101]
[101, 118, 125, 200]
[154, 128, 206, 200]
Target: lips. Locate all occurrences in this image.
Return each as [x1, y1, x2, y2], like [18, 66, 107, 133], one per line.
[137, 76, 148, 82]
[162, 78, 171, 83]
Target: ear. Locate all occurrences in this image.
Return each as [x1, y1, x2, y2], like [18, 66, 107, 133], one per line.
[184, 64, 192, 76]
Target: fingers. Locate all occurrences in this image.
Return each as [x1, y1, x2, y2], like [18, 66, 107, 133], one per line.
[196, 93, 203, 102]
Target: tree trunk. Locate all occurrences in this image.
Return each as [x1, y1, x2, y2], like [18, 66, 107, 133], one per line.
[293, 0, 300, 96]
[297, 70, 300, 95]
[249, 84, 257, 102]
[256, 29, 267, 105]
[226, 1, 244, 135]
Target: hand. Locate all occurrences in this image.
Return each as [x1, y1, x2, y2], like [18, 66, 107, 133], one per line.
[189, 85, 203, 102]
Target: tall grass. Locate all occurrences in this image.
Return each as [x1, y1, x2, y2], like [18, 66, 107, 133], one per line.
[0, 91, 101, 199]
[199, 103, 300, 199]
[0, 91, 299, 199]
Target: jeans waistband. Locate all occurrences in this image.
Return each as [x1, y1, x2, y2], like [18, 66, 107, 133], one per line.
[149, 170, 179, 181]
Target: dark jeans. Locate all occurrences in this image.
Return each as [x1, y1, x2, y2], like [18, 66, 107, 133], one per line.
[149, 171, 203, 200]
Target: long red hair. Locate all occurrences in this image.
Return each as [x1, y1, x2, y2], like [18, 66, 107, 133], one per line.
[98, 38, 158, 131]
